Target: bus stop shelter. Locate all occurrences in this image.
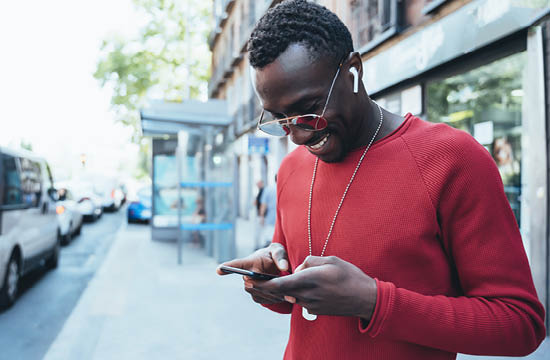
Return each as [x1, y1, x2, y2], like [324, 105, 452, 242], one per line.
[140, 99, 235, 263]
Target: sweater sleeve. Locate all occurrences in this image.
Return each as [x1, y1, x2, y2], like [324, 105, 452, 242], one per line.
[360, 130, 546, 356]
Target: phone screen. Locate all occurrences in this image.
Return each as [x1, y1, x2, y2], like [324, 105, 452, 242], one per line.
[220, 265, 278, 280]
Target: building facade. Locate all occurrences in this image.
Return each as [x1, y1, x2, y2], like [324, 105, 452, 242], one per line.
[208, 0, 550, 330]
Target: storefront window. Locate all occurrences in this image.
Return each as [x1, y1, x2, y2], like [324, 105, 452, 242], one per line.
[427, 52, 526, 226]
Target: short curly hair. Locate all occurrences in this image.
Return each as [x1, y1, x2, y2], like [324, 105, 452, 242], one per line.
[247, 0, 354, 69]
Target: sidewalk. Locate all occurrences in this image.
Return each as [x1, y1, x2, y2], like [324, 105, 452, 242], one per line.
[44, 220, 289, 360]
[44, 217, 548, 359]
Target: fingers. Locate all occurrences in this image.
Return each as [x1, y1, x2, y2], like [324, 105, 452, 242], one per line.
[269, 243, 289, 272]
[293, 256, 309, 273]
[253, 268, 313, 295]
[254, 257, 337, 294]
[216, 257, 254, 276]
[284, 296, 296, 304]
[217, 244, 287, 276]
[294, 255, 335, 273]
[247, 288, 283, 304]
[245, 278, 285, 304]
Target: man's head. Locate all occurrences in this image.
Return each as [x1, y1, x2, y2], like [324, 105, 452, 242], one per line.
[248, 0, 374, 163]
[248, 0, 353, 69]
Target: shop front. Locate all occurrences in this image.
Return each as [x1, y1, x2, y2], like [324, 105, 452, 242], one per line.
[366, 0, 549, 326]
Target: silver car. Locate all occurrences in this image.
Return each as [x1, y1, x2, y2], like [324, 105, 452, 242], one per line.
[0, 147, 60, 308]
[69, 181, 103, 221]
[55, 187, 84, 245]
[93, 176, 124, 212]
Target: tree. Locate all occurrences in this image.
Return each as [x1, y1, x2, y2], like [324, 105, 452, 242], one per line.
[94, 0, 212, 178]
[20, 139, 33, 151]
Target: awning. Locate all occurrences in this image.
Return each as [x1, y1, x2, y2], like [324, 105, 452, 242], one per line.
[140, 99, 231, 136]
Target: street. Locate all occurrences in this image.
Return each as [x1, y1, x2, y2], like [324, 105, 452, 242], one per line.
[0, 209, 126, 360]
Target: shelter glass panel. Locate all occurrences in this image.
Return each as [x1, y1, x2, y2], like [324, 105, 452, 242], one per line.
[153, 154, 179, 227]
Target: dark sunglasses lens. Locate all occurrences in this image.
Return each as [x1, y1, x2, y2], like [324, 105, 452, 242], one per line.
[292, 115, 328, 131]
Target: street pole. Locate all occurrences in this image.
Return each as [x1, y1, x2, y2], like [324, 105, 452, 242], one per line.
[177, 144, 183, 265]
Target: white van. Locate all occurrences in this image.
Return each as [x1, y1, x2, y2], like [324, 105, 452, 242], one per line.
[0, 147, 60, 308]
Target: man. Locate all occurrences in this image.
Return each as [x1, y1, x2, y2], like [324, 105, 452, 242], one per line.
[217, 1, 546, 359]
[253, 179, 265, 249]
[253, 179, 264, 217]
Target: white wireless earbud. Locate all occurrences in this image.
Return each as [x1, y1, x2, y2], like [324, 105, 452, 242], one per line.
[349, 67, 359, 94]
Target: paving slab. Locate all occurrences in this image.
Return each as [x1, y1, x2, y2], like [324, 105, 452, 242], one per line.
[44, 223, 290, 360]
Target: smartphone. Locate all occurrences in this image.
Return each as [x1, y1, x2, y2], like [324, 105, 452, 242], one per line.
[220, 265, 278, 280]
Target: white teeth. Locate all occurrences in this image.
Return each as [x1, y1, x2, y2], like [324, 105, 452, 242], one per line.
[309, 134, 330, 150]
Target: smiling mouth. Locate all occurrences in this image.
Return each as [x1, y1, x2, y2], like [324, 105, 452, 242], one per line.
[307, 133, 330, 150]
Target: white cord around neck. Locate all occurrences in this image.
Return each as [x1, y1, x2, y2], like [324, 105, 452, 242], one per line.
[307, 102, 384, 257]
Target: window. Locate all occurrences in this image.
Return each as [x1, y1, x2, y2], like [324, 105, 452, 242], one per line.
[228, 23, 234, 59]
[349, 0, 398, 52]
[249, 0, 256, 27]
[239, 3, 246, 49]
[19, 158, 42, 208]
[58, 188, 73, 201]
[427, 52, 526, 226]
[2, 155, 23, 207]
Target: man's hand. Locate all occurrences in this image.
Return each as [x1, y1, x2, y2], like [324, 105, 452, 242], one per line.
[216, 243, 289, 305]
[251, 256, 377, 321]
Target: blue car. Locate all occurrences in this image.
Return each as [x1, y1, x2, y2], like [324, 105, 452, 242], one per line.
[127, 187, 152, 223]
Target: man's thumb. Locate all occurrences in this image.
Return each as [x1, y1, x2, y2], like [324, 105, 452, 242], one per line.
[294, 255, 328, 272]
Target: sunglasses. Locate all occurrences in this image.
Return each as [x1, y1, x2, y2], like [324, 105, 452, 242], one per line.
[257, 63, 342, 137]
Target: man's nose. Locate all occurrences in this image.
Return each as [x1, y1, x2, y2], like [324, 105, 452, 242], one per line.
[288, 125, 315, 145]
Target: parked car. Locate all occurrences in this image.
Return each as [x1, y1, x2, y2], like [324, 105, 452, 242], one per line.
[127, 186, 152, 223]
[66, 181, 103, 222]
[93, 177, 124, 212]
[56, 187, 83, 245]
[119, 183, 128, 205]
[0, 147, 60, 308]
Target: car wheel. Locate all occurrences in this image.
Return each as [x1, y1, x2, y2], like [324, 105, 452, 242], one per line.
[46, 237, 60, 269]
[63, 230, 72, 246]
[0, 255, 20, 308]
[74, 222, 82, 236]
[61, 224, 72, 245]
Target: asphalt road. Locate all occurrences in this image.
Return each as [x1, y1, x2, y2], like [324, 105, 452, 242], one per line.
[0, 208, 126, 360]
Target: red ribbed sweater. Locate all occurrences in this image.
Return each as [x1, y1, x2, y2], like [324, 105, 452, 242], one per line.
[265, 114, 545, 359]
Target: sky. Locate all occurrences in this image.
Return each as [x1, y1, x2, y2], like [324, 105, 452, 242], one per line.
[0, 0, 147, 181]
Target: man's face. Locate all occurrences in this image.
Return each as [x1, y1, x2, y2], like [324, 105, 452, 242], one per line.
[254, 44, 356, 163]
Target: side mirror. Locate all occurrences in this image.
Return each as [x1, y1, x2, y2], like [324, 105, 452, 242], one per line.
[48, 188, 60, 201]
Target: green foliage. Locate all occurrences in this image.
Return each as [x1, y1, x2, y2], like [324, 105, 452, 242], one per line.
[427, 52, 525, 134]
[20, 139, 33, 151]
[94, 0, 212, 177]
